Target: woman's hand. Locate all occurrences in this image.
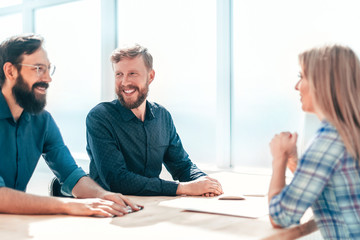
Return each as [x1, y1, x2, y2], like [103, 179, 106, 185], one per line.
[270, 132, 298, 169]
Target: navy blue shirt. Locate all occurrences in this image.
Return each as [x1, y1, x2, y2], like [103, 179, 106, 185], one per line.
[86, 100, 206, 196]
[0, 91, 86, 195]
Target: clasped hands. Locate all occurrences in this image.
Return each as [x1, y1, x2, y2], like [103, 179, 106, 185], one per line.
[270, 131, 298, 173]
[176, 176, 224, 197]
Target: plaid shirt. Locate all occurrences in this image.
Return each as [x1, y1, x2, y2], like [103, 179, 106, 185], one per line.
[269, 120, 360, 240]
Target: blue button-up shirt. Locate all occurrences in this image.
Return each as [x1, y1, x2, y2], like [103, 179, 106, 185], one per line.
[269, 120, 360, 239]
[0, 91, 86, 195]
[86, 100, 206, 196]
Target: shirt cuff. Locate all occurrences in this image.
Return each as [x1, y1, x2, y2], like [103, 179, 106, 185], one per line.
[161, 180, 179, 196]
[192, 172, 207, 180]
[189, 164, 207, 180]
[0, 176, 5, 187]
[61, 167, 87, 196]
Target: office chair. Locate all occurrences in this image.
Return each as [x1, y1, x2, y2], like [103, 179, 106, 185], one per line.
[48, 177, 73, 198]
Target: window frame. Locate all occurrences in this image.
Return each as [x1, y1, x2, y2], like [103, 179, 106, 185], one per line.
[0, 0, 234, 168]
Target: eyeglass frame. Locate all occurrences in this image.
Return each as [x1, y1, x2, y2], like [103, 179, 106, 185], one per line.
[17, 63, 56, 77]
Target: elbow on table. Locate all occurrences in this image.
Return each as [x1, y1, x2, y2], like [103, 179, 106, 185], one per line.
[269, 211, 300, 229]
[269, 216, 284, 229]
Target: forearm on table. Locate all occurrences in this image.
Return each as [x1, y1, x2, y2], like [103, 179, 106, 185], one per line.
[0, 187, 65, 215]
[118, 175, 178, 196]
[72, 176, 107, 199]
[165, 156, 205, 182]
[93, 170, 178, 196]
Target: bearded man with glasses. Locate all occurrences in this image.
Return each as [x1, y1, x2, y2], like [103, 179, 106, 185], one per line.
[0, 34, 142, 217]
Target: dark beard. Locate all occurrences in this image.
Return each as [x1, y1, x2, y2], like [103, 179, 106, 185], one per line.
[12, 74, 48, 114]
[117, 84, 149, 109]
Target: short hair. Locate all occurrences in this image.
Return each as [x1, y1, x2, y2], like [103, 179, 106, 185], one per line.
[110, 44, 153, 70]
[0, 34, 44, 87]
[299, 45, 360, 159]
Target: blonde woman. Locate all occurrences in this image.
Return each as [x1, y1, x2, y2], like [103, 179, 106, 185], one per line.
[268, 45, 360, 239]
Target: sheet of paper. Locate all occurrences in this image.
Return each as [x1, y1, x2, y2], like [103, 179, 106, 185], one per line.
[159, 196, 269, 219]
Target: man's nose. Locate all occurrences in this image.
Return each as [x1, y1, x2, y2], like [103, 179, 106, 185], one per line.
[41, 70, 52, 83]
[122, 75, 130, 84]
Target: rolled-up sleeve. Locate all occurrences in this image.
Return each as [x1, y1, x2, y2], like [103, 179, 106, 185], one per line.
[0, 176, 5, 188]
[42, 114, 86, 196]
[61, 168, 87, 196]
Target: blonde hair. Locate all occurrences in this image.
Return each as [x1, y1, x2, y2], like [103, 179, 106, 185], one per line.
[110, 44, 153, 70]
[299, 45, 360, 160]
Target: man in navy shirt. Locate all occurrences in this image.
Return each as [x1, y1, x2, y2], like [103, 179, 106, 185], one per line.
[0, 34, 141, 217]
[86, 44, 223, 196]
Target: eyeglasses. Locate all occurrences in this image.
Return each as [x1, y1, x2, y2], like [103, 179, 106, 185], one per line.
[18, 63, 56, 77]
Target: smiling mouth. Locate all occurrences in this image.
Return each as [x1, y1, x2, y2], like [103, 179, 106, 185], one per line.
[34, 86, 47, 94]
[123, 89, 136, 94]
[121, 85, 139, 96]
[33, 82, 49, 94]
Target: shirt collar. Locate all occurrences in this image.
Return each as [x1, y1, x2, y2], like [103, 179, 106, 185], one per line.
[146, 101, 155, 120]
[0, 90, 31, 122]
[0, 90, 13, 120]
[116, 99, 155, 122]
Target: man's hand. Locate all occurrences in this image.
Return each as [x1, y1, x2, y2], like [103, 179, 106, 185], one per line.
[0, 187, 140, 217]
[176, 176, 223, 196]
[71, 176, 142, 216]
[61, 198, 133, 217]
[101, 192, 143, 213]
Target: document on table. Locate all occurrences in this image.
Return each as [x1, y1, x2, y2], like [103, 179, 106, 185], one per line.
[159, 196, 269, 219]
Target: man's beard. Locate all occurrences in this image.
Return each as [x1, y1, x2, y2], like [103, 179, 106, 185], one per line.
[12, 74, 48, 114]
[117, 82, 149, 109]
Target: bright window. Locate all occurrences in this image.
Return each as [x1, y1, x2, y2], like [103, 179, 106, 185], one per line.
[3, 0, 360, 171]
[35, 0, 101, 159]
[117, 0, 217, 164]
[0, 13, 22, 40]
[0, 0, 22, 8]
[232, 0, 360, 168]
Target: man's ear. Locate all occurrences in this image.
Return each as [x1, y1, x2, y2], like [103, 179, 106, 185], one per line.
[148, 69, 155, 84]
[3, 62, 18, 82]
